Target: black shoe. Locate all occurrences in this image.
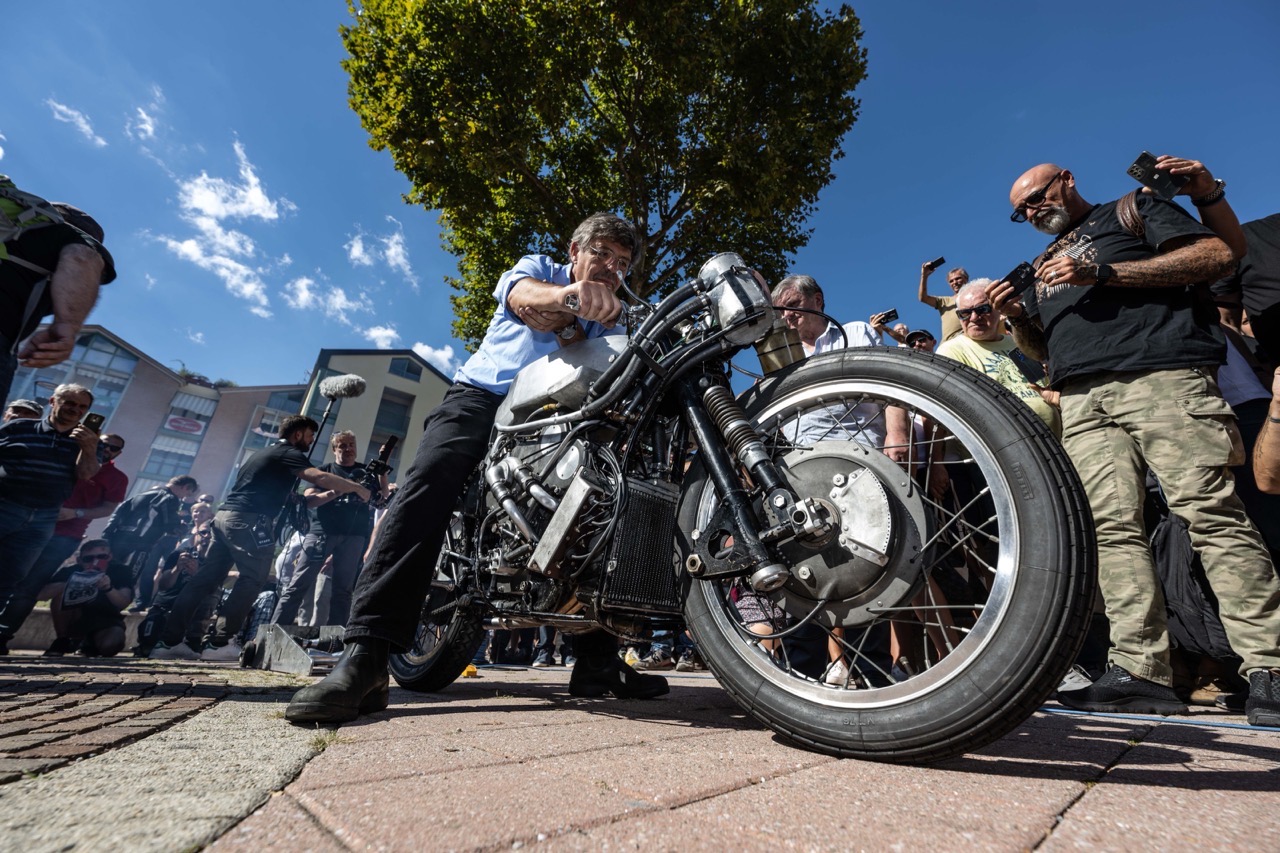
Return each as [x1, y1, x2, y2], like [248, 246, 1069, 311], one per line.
[1057, 664, 1189, 716]
[285, 638, 390, 724]
[1246, 668, 1280, 728]
[569, 655, 670, 699]
[43, 637, 75, 658]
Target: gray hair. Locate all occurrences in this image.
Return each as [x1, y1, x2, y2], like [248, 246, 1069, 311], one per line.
[947, 267, 970, 281]
[957, 279, 996, 304]
[52, 383, 94, 404]
[570, 213, 639, 258]
[330, 429, 357, 448]
[772, 274, 824, 306]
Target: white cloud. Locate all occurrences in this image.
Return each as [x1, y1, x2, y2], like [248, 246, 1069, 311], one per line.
[323, 287, 373, 322]
[412, 342, 459, 376]
[178, 140, 293, 221]
[283, 276, 319, 310]
[186, 329, 206, 345]
[127, 107, 156, 141]
[144, 273, 157, 290]
[345, 233, 374, 267]
[346, 217, 418, 289]
[160, 235, 272, 317]
[362, 324, 400, 349]
[0, 131, 6, 161]
[159, 140, 293, 316]
[46, 99, 107, 147]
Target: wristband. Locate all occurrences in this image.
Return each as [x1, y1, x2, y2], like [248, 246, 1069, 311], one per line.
[1192, 179, 1226, 207]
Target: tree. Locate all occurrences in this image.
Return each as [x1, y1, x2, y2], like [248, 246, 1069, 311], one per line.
[342, 0, 867, 348]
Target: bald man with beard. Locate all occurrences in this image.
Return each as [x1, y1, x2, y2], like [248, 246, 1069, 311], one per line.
[988, 162, 1280, 728]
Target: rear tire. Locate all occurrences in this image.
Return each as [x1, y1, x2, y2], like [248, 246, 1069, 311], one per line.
[681, 348, 1095, 763]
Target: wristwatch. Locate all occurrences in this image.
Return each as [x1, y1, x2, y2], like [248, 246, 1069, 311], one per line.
[558, 322, 581, 341]
[74, 508, 86, 519]
[1192, 178, 1227, 207]
[1093, 263, 1114, 286]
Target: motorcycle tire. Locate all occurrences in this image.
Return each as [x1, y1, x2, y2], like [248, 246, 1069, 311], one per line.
[679, 347, 1096, 764]
[388, 519, 486, 693]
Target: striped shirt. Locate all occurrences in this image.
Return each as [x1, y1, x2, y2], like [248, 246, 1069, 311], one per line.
[0, 416, 84, 509]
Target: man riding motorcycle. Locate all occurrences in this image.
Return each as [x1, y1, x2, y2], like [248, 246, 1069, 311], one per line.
[286, 213, 668, 724]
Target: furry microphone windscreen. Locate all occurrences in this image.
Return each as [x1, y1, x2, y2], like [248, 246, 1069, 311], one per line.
[318, 374, 368, 399]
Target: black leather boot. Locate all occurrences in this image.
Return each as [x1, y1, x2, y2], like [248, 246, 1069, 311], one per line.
[568, 631, 669, 699]
[286, 638, 390, 724]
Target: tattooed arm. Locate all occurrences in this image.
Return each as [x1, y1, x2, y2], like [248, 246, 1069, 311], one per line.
[1037, 234, 1235, 289]
[986, 279, 1049, 362]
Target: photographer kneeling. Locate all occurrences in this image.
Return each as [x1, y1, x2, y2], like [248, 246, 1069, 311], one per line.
[44, 539, 133, 657]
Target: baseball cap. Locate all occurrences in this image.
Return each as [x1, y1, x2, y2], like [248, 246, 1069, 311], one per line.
[5, 399, 44, 415]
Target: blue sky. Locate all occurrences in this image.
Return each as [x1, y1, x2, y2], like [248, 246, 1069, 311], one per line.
[4, 2, 1278, 387]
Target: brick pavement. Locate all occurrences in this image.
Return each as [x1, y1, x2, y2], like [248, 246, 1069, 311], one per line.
[0, 653, 303, 784]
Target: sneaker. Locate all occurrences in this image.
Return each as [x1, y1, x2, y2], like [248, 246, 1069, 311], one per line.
[562, 655, 576, 669]
[1057, 664, 1188, 716]
[43, 637, 75, 657]
[199, 641, 244, 662]
[531, 655, 554, 668]
[1246, 668, 1280, 728]
[1056, 664, 1095, 695]
[623, 646, 641, 667]
[150, 641, 200, 661]
[823, 658, 851, 687]
[675, 650, 706, 672]
[634, 649, 675, 671]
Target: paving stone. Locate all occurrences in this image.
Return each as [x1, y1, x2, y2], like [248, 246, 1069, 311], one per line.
[208, 792, 346, 852]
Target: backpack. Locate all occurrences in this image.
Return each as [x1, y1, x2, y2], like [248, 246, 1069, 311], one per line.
[1150, 508, 1241, 663]
[0, 176, 68, 273]
[104, 488, 173, 547]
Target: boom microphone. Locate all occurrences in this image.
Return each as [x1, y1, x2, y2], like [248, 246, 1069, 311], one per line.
[319, 374, 367, 400]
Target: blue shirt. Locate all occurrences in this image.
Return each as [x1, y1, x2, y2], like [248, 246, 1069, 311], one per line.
[455, 255, 623, 395]
[0, 416, 83, 509]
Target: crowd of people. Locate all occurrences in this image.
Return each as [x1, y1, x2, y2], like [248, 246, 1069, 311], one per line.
[2, 155, 1279, 735]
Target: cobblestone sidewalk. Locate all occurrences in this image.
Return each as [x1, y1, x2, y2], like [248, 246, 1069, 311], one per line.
[0, 654, 305, 784]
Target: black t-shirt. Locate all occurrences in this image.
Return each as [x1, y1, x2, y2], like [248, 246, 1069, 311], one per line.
[1, 222, 117, 341]
[52, 559, 133, 617]
[312, 462, 373, 537]
[1023, 195, 1225, 388]
[220, 441, 312, 516]
[1210, 212, 1280, 361]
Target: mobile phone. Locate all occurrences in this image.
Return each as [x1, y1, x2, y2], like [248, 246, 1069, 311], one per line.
[1003, 262, 1037, 297]
[82, 412, 105, 433]
[1126, 151, 1189, 200]
[878, 308, 899, 323]
[925, 256, 946, 271]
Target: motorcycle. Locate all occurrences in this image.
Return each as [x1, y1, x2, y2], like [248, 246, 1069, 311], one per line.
[389, 253, 1096, 764]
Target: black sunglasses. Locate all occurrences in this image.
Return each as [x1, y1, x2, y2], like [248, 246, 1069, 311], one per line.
[956, 303, 994, 321]
[1010, 171, 1065, 223]
[80, 554, 111, 564]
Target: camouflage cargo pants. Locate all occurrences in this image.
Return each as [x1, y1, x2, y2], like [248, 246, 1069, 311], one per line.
[1060, 367, 1280, 685]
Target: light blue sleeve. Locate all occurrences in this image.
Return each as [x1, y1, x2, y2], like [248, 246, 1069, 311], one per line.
[492, 255, 559, 326]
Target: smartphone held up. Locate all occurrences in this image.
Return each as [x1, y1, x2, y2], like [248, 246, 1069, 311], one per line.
[1126, 151, 1189, 200]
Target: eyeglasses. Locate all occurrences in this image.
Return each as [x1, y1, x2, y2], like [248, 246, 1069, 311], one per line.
[583, 244, 631, 276]
[80, 554, 111, 565]
[99, 442, 124, 453]
[956, 303, 994, 321]
[909, 337, 934, 347]
[1010, 171, 1065, 223]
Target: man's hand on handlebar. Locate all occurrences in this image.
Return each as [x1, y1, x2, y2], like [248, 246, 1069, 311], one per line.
[562, 277, 623, 328]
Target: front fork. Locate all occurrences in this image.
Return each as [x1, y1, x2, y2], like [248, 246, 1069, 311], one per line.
[678, 377, 831, 592]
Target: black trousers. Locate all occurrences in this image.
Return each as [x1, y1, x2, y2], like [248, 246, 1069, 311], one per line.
[345, 383, 503, 650]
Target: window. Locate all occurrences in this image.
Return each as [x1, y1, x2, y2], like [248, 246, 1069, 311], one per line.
[389, 357, 422, 381]
[368, 388, 415, 478]
[140, 435, 200, 480]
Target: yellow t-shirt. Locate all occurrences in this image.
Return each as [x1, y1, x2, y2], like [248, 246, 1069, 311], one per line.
[936, 334, 1061, 436]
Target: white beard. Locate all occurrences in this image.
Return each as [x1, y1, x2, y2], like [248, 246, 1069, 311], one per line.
[1032, 206, 1071, 235]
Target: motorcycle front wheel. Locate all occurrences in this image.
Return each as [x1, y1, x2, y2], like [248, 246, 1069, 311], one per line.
[680, 347, 1096, 763]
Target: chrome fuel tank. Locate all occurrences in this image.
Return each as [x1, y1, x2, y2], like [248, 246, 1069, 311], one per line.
[494, 335, 629, 428]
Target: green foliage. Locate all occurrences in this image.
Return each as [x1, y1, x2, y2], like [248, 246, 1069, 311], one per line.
[342, 0, 867, 349]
